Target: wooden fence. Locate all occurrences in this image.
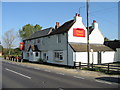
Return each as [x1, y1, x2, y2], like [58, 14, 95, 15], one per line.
[74, 62, 120, 73]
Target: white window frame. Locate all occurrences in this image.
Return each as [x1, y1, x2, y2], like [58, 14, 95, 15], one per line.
[54, 51, 63, 61]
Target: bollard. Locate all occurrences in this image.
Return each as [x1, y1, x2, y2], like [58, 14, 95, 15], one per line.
[21, 59, 23, 63]
[79, 62, 81, 69]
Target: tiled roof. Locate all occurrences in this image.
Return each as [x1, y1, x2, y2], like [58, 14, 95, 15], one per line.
[51, 20, 75, 35]
[25, 27, 54, 40]
[24, 20, 75, 40]
[69, 43, 114, 52]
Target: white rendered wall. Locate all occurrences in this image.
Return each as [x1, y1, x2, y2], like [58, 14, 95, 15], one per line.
[75, 51, 115, 64]
[101, 51, 115, 63]
[68, 16, 87, 43]
[75, 52, 98, 64]
[89, 27, 104, 44]
[114, 48, 120, 62]
[46, 50, 68, 66]
[68, 44, 75, 66]
[29, 49, 33, 61]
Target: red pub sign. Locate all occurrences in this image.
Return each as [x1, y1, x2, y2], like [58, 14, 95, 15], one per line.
[20, 42, 24, 50]
[73, 28, 85, 37]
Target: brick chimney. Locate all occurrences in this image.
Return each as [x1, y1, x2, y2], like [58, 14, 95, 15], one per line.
[92, 20, 98, 29]
[74, 13, 82, 22]
[55, 22, 60, 29]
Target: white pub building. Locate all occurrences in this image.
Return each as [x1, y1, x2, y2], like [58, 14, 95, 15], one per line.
[21, 14, 120, 66]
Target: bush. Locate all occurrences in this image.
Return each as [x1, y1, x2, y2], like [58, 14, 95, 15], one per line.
[37, 58, 44, 63]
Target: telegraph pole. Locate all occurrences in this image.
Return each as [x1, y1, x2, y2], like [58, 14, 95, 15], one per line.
[86, 0, 90, 68]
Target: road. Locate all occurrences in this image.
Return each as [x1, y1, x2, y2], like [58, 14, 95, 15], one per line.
[2, 61, 119, 89]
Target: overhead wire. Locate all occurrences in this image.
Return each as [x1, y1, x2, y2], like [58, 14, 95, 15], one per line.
[90, 5, 118, 14]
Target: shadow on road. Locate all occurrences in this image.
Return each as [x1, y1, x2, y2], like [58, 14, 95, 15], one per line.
[95, 77, 120, 84]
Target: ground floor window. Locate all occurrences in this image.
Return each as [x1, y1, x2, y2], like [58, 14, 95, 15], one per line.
[27, 53, 29, 57]
[54, 51, 63, 61]
[35, 52, 39, 57]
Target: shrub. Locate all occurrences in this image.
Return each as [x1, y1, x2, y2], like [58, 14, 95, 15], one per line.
[37, 58, 44, 63]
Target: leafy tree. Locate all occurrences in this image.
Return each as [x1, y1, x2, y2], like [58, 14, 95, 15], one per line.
[12, 48, 22, 56]
[3, 48, 21, 56]
[19, 24, 42, 40]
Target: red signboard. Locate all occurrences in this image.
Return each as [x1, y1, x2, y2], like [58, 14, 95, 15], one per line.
[73, 28, 85, 37]
[20, 42, 24, 50]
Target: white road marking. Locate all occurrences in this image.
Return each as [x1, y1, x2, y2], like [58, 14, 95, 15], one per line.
[44, 69, 51, 72]
[56, 72, 65, 75]
[96, 80, 112, 85]
[34, 67, 40, 70]
[5, 68, 31, 79]
[73, 76, 84, 79]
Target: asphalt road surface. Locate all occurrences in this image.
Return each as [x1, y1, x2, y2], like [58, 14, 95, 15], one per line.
[2, 61, 119, 89]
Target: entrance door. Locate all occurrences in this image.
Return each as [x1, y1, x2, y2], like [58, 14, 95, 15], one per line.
[43, 52, 48, 62]
[97, 51, 102, 64]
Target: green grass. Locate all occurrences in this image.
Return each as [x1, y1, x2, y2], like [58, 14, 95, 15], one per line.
[82, 67, 120, 75]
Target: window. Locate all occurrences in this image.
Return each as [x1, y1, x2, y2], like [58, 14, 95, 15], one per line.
[57, 34, 61, 43]
[27, 53, 29, 57]
[54, 51, 63, 61]
[36, 52, 39, 57]
[34, 39, 36, 44]
[31, 52, 33, 55]
[41, 38, 44, 45]
[37, 39, 40, 43]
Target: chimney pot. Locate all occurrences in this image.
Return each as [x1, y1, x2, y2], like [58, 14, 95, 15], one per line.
[93, 20, 97, 23]
[55, 22, 60, 29]
[76, 13, 79, 16]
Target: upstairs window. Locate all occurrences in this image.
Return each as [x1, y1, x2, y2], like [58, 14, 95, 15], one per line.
[57, 34, 61, 43]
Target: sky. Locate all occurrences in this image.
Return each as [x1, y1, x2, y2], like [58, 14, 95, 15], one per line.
[1, 1, 119, 47]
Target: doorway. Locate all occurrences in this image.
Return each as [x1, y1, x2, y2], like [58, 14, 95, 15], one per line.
[97, 51, 102, 64]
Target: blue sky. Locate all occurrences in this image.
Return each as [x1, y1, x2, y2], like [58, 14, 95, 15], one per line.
[1, 2, 118, 46]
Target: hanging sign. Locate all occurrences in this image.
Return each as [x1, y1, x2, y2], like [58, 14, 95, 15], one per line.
[73, 28, 85, 37]
[20, 42, 24, 50]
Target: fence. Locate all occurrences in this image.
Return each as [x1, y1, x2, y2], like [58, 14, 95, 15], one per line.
[4, 56, 22, 62]
[74, 62, 120, 73]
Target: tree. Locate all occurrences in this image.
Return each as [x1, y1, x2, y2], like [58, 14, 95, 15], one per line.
[3, 30, 17, 55]
[104, 37, 110, 41]
[19, 24, 42, 40]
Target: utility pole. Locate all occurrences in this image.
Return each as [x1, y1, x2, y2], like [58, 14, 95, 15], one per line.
[86, 0, 90, 68]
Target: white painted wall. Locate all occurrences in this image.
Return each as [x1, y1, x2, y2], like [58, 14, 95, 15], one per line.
[36, 33, 67, 51]
[75, 51, 116, 64]
[101, 51, 115, 63]
[46, 50, 68, 65]
[89, 22, 104, 44]
[114, 48, 120, 62]
[23, 32, 68, 65]
[29, 49, 33, 61]
[68, 16, 87, 43]
[75, 52, 98, 65]
[68, 44, 75, 66]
